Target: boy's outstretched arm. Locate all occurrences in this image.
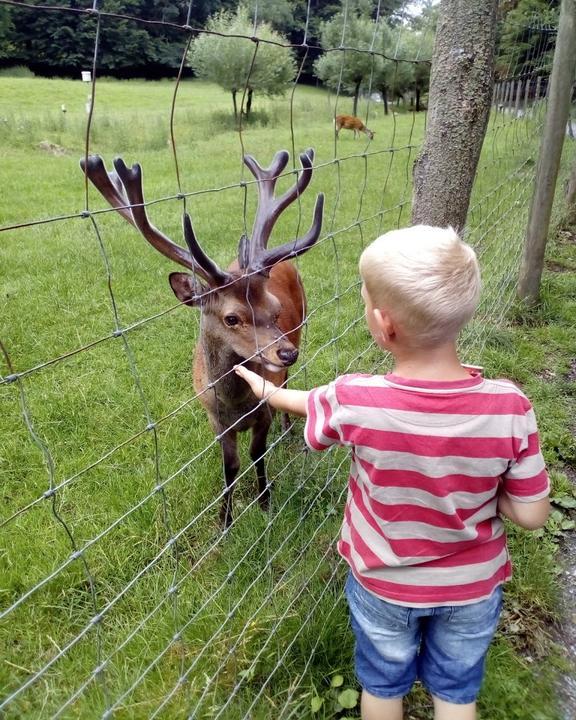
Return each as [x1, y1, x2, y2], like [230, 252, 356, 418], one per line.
[234, 365, 309, 417]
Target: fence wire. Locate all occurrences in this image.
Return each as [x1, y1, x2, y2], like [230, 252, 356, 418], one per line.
[0, 2, 574, 719]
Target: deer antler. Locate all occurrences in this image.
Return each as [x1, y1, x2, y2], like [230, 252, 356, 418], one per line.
[242, 149, 324, 273]
[80, 155, 230, 286]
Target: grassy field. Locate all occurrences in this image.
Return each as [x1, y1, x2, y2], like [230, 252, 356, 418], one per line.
[1, 76, 575, 719]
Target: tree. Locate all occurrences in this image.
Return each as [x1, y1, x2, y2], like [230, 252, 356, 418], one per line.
[0, 5, 15, 60]
[396, 28, 433, 112]
[189, 6, 296, 120]
[495, 0, 559, 80]
[314, 9, 384, 116]
[412, 0, 498, 230]
[1, 0, 226, 77]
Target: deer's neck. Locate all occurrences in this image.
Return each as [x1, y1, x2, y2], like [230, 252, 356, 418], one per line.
[199, 337, 254, 405]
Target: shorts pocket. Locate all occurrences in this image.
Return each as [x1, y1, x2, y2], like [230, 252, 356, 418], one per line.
[345, 573, 411, 629]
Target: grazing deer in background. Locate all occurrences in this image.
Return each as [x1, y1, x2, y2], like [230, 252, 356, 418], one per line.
[81, 150, 324, 528]
[334, 114, 374, 140]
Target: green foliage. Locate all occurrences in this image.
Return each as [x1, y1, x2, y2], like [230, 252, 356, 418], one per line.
[188, 5, 296, 118]
[309, 674, 360, 718]
[0, 4, 15, 60]
[313, 8, 434, 114]
[0, 65, 35, 78]
[314, 10, 385, 113]
[0, 0, 223, 74]
[496, 0, 559, 80]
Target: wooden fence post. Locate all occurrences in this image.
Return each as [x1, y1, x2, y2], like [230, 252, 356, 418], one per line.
[518, 0, 576, 304]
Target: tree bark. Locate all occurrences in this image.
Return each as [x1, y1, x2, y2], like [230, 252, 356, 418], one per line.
[382, 88, 389, 115]
[352, 79, 361, 117]
[567, 159, 576, 223]
[518, 0, 576, 304]
[232, 90, 238, 120]
[411, 0, 498, 230]
[246, 88, 253, 117]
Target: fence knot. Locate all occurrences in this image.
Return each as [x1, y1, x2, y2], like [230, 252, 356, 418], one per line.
[93, 661, 107, 676]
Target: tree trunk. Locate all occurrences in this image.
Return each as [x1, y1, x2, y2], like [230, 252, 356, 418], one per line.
[382, 88, 389, 115]
[246, 88, 253, 117]
[352, 80, 361, 117]
[232, 90, 238, 121]
[415, 86, 422, 112]
[567, 159, 576, 223]
[411, 0, 498, 230]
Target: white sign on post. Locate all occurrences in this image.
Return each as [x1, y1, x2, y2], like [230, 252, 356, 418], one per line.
[81, 71, 92, 82]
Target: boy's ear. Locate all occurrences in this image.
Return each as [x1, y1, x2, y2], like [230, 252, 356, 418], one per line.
[372, 308, 396, 341]
[169, 272, 208, 307]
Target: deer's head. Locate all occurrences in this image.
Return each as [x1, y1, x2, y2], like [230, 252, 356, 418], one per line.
[81, 151, 324, 372]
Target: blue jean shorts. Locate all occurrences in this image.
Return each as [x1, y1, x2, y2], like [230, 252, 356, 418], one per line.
[345, 573, 503, 705]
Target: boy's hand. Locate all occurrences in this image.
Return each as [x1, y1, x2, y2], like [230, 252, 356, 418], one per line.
[234, 364, 310, 417]
[234, 364, 279, 400]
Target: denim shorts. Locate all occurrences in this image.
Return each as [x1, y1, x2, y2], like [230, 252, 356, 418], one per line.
[345, 572, 503, 705]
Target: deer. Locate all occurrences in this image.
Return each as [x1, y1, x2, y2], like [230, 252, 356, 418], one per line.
[334, 114, 374, 140]
[81, 150, 324, 528]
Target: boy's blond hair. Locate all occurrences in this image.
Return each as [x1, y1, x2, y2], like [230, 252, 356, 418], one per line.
[359, 225, 481, 347]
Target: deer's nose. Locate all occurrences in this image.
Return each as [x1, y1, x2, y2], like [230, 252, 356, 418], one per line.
[276, 348, 299, 366]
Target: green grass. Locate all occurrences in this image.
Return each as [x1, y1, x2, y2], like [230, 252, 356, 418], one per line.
[0, 76, 575, 719]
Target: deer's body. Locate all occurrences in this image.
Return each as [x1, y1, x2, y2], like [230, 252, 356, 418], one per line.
[334, 114, 375, 140]
[82, 150, 323, 527]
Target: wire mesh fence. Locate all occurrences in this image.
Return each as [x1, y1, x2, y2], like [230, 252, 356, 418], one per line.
[0, 2, 574, 718]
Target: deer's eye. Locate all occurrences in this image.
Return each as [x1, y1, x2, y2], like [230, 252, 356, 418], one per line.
[224, 315, 240, 327]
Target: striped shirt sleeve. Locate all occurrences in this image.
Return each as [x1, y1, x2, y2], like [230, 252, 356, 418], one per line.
[305, 380, 346, 451]
[501, 403, 550, 502]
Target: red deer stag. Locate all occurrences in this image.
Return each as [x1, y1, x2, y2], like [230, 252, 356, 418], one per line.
[334, 114, 374, 140]
[81, 150, 324, 527]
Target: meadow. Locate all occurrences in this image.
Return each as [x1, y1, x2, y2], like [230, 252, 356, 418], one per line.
[1, 75, 575, 719]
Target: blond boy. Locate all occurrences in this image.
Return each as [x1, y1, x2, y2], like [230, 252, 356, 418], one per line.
[235, 225, 550, 720]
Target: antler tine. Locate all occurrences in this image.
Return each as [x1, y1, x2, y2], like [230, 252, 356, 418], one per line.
[243, 148, 320, 270]
[256, 192, 325, 271]
[274, 148, 316, 218]
[243, 150, 289, 263]
[80, 155, 137, 227]
[111, 158, 200, 273]
[182, 214, 230, 286]
[242, 148, 324, 273]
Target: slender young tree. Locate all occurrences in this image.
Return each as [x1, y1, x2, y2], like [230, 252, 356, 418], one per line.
[411, 0, 498, 229]
[189, 6, 296, 120]
[314, 9, 384, 116]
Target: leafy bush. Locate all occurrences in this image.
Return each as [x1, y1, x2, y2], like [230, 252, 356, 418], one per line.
[0, 65, 35, 78]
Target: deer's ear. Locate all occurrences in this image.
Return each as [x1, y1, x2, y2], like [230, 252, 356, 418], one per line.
[169, 272, 208, 307]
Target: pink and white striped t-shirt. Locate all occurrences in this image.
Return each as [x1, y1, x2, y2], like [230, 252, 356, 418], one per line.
[305, 371, 549, 607]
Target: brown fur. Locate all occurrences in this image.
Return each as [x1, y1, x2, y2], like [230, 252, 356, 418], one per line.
[335, 114, 375, 140]
[172, 261, 306, 526]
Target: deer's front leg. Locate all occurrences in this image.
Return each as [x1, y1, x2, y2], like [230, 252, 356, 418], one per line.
[219, 429, 239, 528]
[250, 414, 272, 512]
